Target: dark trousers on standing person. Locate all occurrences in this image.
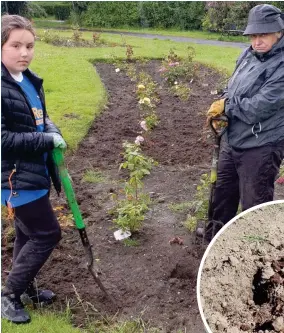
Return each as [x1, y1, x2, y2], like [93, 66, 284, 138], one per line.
[206, 139, 284, 237]
[3, 194, 61, 297]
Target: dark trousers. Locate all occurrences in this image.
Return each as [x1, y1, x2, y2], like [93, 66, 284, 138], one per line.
[5, 194, 61, 296]
[212, 139, 284, 224]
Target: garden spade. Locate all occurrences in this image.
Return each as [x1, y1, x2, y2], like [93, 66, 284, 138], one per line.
[202, 115, 228, 242]
[52, 148, 115, 304]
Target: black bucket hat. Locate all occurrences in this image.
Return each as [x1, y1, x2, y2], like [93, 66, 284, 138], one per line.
[243, 4, 284, 35]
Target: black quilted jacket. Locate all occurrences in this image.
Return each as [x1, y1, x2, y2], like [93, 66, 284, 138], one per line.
[1, 63, 61, 194]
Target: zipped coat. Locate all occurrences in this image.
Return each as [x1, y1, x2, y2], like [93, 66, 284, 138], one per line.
[225, 36, 284, 149]
[1, 63, 61, 194]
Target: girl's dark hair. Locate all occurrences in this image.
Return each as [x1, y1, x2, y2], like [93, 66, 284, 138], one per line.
[1, 15, 35, 47]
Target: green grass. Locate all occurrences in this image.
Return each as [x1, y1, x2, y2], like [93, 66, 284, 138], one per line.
[2, 311, 85, 333]
[33, 19, 248, 43]
[242, 235, 268, 243]
[88, 318, 160, 333]
[168, 201, 193, 213]
[33, 18, 71, 29]
[123, 239, 140, 247]
[82, 169, 107, 183]
[93, 27, 248, 43]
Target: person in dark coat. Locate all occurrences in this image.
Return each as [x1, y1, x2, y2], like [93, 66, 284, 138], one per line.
[199, 4, 284, 241]
[1, 15, 67, 324]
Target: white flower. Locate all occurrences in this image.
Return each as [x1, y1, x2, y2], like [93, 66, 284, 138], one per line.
[115, 68, 120, 73]
[174, 81, 178, 85]
[140, 120, 148, 131]
[139, 97, 150, 105]
[135, 135, 144, 145]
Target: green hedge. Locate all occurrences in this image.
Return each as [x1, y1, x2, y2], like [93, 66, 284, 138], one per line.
[80, 1, 205, 30]
[35, 1, 72, 20]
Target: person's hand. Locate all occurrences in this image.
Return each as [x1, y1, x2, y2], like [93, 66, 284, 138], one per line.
[45, 133, 67, 149]
[206, 99, 225, 126]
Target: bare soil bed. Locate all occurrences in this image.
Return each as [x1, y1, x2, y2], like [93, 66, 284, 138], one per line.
[2, 60, 284, 332]
[200, 202, 284, 333]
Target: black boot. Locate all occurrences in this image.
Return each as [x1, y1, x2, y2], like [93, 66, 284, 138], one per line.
[1, 290, 30, 324]
[21, 282, 56, 307]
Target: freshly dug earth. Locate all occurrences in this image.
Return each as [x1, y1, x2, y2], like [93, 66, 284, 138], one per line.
[2, 60, 284, 332]
[200, 203, 284, 333]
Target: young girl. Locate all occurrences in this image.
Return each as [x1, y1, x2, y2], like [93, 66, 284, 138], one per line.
[1, 15, 66, 324]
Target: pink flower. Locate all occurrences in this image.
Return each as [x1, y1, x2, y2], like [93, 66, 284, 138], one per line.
[168, 62, 179, 67]
[276, 176, 284, 184]
[140, 121, 148, 131]
[135, 136, 144, 145]
[158, 67, 167, 72]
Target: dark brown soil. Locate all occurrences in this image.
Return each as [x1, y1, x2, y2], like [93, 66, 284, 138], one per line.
[2, 60, 284, 332]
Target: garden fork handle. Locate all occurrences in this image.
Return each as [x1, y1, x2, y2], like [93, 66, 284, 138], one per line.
[209, 115, 229, 139]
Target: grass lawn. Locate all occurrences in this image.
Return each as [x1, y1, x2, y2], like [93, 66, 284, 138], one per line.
[33, 19, 248, 43]
[2, 311, 85, 333]
[2, 28, 241, 332]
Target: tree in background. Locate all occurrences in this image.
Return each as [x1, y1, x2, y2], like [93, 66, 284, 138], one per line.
[202, 1, 284, 32]
[1, 1, 29, 17]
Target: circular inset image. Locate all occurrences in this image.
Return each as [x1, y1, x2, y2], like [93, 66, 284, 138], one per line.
[197, 200, 284, 333]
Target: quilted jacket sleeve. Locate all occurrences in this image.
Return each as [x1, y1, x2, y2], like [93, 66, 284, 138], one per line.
[1, 106, 55, 157]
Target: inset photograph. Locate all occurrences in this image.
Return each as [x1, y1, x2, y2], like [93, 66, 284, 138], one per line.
[197, 201, 284, 333]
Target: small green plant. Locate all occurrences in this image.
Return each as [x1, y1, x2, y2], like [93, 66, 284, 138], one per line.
[82, 169, 106, 183]
[136, 71, 160, 130]
[170, 84, 191, 101]
[144, 113, 159, 130]
[39, 29, 61, 44]
[137, 72, 159, 105]
[183, 216, 198, 233]
[184, 173, 210, 232]
[243, 235, 268, 243]
[126, 63, 137, 81]
[126, 44, 134, 62]
[160, 47, 197, 86]
[71, 24, 82, 42]
[112, 141, 157, 232]
[168, 201, 193, 213]
[92, 32, 101, 43]
[123, 238, 140, 247]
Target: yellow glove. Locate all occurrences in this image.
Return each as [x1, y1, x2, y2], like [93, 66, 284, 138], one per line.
[207, 99, 225, 118]
[206, 99, 225, 127]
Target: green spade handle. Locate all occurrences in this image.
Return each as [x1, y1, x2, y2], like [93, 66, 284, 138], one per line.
[52, 148, 85, 230]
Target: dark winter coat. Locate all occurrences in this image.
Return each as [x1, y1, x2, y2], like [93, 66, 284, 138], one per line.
[1, 63, 61, 194]
[224, 36, 284, 149]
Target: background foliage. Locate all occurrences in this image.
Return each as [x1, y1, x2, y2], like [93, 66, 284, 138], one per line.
[2, 1, 284, 32]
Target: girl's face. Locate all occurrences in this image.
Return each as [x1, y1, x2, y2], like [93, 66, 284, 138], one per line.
[2, 28, 35, 75]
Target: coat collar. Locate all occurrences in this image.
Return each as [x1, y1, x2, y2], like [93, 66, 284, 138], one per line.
[1, 62, 43, 89]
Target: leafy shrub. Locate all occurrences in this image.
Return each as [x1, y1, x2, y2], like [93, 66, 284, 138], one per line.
[27, 3, 47, 18]
[79, 1, 205, 29]
[39, 2, 71, 20]
[160, 48, 196, 86]
[112, 141, 157, 232]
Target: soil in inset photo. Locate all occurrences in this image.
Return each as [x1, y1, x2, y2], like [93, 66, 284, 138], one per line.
[199, 202, 284, 333]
